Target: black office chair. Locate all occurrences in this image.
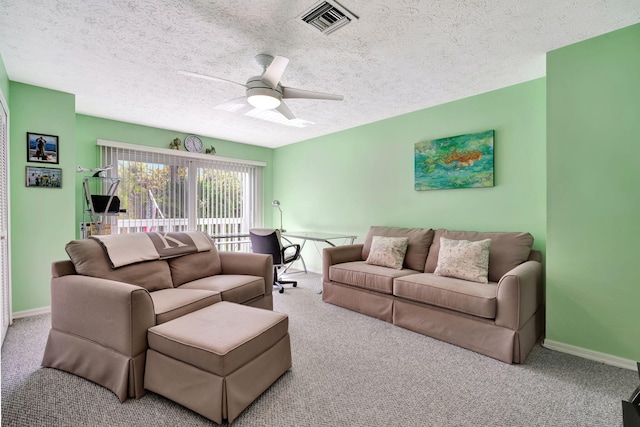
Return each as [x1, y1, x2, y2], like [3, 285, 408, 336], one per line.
[249, 228, 301, 293]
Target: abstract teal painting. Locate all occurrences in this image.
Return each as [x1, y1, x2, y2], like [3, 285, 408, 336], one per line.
[414, 130, 494, 190]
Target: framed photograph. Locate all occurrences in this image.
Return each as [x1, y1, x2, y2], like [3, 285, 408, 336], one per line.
[26, 166, 62, 188]
[26, 132, 59, 164]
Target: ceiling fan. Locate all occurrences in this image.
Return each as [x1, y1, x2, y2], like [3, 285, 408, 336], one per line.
[178, 54, 344, 120]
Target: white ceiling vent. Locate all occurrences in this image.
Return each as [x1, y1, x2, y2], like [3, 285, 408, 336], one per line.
[298, 0, 358, 35]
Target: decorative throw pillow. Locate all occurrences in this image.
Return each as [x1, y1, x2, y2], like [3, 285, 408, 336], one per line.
[434, 237, 491, 283]
[361, 226, 434, 272]
[364, 236, 410, 269]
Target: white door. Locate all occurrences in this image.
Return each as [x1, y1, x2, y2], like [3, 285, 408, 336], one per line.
[0, 91, 11, 344]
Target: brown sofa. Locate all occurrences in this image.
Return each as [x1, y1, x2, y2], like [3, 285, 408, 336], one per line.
[42, 232, 274, 402]
[322, 226, 544, 364]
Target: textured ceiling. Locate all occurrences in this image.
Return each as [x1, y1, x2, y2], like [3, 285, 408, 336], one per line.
[1, 1, 639, 148]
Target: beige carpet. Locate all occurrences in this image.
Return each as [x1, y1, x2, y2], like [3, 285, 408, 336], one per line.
[1, 272, 637, 426]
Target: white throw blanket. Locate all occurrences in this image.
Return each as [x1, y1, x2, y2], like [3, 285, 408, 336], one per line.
[90, 231, 212, 268]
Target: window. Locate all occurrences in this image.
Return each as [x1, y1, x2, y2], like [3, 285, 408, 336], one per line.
[99, 140, 264, 239]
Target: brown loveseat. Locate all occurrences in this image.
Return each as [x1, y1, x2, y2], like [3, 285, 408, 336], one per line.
[42, 231, 274, 402]
[322, 226, 544, 364]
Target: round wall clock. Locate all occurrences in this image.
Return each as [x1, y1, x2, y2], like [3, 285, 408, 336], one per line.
[184, 135, 204, 153]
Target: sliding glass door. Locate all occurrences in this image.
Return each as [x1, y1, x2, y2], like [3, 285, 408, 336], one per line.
[100, 142, 263, 240]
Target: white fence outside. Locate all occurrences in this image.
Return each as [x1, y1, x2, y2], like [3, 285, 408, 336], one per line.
[115, 217, 252, 252]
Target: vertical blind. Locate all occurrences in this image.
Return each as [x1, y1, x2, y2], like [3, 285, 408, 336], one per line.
[99, 140, 264, 237]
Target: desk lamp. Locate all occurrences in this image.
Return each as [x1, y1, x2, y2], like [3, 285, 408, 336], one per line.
[272, 200, 285, 232]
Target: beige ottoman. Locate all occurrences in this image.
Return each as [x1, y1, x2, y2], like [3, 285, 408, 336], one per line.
[144, 301, 292, 424]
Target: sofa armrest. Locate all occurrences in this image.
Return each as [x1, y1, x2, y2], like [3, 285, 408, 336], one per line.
[322, 244, 364, 281]
[495, 260, 543, 330]
[50, 275, 155, 356]
[219, 251, 273, 295]
[51, 260, 76, 278]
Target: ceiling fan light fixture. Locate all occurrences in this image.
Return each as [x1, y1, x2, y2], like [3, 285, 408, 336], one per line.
[247, 94, 281, 109]
[246, 85, 282, 109]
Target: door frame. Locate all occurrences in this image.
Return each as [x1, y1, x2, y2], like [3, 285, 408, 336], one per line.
[1, 88, 12, 344]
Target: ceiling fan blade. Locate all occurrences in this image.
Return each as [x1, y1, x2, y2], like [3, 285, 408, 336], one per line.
[260, 56, 289, 89]
[213, 96, 251, 113]
[215, 96, 296, 123]
[178, 70, 246, 88]
[282, 86, 344, 101]
[276, 101, 296, 120]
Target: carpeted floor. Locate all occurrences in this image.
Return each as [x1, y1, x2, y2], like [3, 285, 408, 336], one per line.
[1, 273, 637, 426]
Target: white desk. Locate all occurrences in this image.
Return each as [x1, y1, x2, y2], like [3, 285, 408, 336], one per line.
[281, 231, 357, 274]
[210, 231, 357, 275]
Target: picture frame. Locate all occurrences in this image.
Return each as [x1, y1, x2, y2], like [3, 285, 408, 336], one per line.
[414, 129, 495, 191]
[25, 166, 62, 188]
[26, 132, 59, 164]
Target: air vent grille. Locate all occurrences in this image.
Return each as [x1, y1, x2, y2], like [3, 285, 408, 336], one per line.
[299, 1, 358, 35]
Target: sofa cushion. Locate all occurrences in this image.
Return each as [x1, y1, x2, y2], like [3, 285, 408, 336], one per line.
[393, 273, 498, 319]
[149, 288, 222, 324]
[168, 246, 222, 287]
[65, 239, 173, 291]
[362, 226, 434, 272]
[434, 237, 491, 283]
[425, 230, 534, 282]
[179, 275, 265, 304]
[329, 261, 417, 294]
[365, 236, 409, 269]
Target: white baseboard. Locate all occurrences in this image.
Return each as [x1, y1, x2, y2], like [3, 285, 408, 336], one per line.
[543, 339, 637, 371]
[12, 306, 51, 320]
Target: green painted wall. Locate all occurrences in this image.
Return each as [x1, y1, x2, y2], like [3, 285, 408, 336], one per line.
[74, 115, 274, 239]
[9, 82, 76, 312]
[546, 23, 640, 361]
[273, 79, 547, 272]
